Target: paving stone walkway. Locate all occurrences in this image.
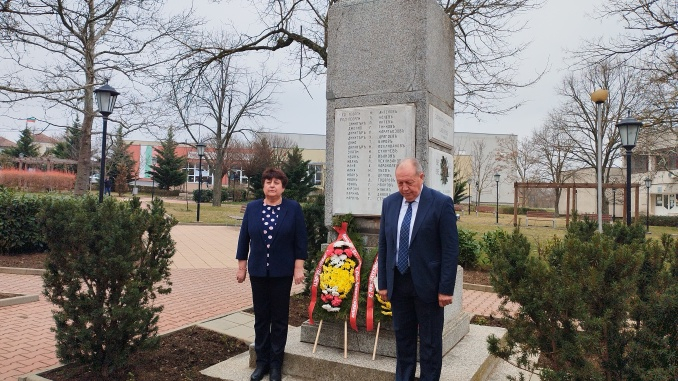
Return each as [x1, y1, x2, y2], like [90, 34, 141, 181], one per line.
[0, 224, 504, 381]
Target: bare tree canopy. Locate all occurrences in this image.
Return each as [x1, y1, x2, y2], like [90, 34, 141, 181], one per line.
[166, 54, 277, 206]
[0, 0, 198, 194]
[186, 0, 544, 117]
[580, 0, 677, 80]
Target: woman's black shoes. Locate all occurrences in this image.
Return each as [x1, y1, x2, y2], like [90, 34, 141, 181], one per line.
[269, 367, 282, 381]
[250, 364, 269, 381]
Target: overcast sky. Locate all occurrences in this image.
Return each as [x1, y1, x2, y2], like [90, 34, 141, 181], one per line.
[0, 0, 625, 143]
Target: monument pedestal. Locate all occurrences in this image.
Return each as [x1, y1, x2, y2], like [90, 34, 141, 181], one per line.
[300, 266, 469, 358]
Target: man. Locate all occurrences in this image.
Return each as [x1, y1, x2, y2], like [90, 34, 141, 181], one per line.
[377, 157, 459, 381]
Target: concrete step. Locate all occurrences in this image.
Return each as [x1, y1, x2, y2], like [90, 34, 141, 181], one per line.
[201, 324, 507, 381]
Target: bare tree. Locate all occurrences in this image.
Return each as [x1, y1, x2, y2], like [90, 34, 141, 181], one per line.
[531, 114, 575, 215]
[167, 56, 276, 206]
[469, 140, 499, 206]
[556, 61, 646, 189]
[187, 0, 544, 117]
[495, 135, 538, 207]
[0, 1, 197, 194]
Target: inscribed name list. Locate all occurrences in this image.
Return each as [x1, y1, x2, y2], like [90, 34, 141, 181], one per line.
[333, 104, 415, 215]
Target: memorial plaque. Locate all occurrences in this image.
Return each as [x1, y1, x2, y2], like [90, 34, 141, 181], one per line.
[428, 148, 454, 198]
[333, 104, 416, 215]
[428, 105, 454, 148]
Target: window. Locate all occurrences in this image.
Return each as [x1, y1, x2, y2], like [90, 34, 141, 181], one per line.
[309, 164, 323, 185]
[656, 195, 663, 206]
[187, 163, 210, 184]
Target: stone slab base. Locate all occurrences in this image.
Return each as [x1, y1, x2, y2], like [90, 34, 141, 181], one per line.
[299, 311, 470, 358]
[201, 324, 506, 381]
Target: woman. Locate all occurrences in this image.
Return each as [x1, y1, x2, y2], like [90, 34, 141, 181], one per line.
[236, 168, 307, 381]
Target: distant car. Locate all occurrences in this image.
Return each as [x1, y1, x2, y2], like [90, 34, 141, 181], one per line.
[90, 175, 100, 183]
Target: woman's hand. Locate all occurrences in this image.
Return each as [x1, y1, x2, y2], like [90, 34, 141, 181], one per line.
[236, 268, 247, 283]
[293, 267, 305, 285]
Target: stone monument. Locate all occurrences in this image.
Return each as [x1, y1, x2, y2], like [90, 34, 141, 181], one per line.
[307, 0, 469, 358]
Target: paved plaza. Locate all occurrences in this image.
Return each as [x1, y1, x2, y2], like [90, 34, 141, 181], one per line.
[0, 224, 505, 381]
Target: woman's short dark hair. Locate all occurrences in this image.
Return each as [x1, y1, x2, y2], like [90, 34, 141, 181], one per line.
[262, 168, 288, 188]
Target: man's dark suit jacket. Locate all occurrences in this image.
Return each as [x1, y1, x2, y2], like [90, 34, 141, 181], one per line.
[377, 185, 459, 303]
[236, 198, 308, 277]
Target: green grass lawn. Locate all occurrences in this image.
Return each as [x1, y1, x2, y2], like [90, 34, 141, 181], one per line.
[162, 200, 246, 225]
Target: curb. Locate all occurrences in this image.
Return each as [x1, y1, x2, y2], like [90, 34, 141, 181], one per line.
[0, 267, 44, 276]
[0, 293, 39, 307]
[463, 283, 494, 293]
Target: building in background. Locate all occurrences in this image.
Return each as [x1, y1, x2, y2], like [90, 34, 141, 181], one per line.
[453, 132, 517, 206]
[256, 132, 326, 190]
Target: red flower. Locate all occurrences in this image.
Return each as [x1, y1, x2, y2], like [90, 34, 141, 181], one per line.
[321, 294, 330, 302]
[334, 249, 343, 255]
[343, 249, 353, 257]
[331, 297, 342, 307]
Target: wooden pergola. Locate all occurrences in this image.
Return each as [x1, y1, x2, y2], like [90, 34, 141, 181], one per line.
[513, 182, 641, 227]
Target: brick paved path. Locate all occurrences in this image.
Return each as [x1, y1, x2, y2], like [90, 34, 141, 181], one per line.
[0, 224, 504, 381]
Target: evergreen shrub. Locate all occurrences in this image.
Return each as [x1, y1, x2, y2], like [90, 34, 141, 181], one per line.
[41, 197, 177, 376]
[0, 188, 49, 254]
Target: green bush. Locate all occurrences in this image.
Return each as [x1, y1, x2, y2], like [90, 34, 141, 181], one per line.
[0, 188, 48, 254]
[301, 195, 327, 295]
[192, 189, 212, 202]
[41, 197, 177, 376]
[457, 228, 481, 269]
[646, 214, 678, 227]
[486, 224, 678, 380]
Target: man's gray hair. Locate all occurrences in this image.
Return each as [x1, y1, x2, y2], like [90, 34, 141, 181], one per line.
[396, 157, 424, 174]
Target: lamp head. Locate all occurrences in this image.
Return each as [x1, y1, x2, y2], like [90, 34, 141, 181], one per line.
[494, 173, 500, 182]
[644, 178, 651, 188]
[616, 113, 643, 149]
[94, 83, 120, 117]
[196, 142, 206, 157]
[590, 89, 609, 104]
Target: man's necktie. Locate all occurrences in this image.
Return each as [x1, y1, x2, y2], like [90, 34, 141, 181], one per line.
[397, 201, 413, 274]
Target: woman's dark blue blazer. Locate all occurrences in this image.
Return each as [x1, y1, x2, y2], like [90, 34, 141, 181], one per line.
[235, 198, 308, 277]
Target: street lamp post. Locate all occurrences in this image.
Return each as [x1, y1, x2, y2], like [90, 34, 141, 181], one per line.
[616, 112, 643, 226]
[94, 83, 120, 204]
[494, 173, 500, 224]
[196, 142, 206, 222]
[612, 188, 616, 222]
[467, 178, 472, 215]
[591, 88, 609, 233]
[644, 177, 651, 233]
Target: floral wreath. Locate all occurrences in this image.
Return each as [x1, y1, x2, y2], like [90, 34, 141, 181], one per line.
[308, 222, 363, 331]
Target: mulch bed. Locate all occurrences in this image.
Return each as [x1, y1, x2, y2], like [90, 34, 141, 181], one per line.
[0, 292, 19, 300]
[470, 314, 505, 328]
[41, 326, 248, 381]
[0, 252, 47, 269]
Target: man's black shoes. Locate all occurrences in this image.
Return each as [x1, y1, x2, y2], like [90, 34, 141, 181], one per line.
[269, 367, 282, 381]
[250, 364, 269, 381]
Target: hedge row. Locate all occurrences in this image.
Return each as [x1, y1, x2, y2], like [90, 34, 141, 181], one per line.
[0, 169, 75, 192]
[192, 188, 249, 203]
[0, 188, 50, 254]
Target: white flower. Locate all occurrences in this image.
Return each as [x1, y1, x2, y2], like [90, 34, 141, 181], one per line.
[322, 304, 341, 312]
[333, 240, 350, 248]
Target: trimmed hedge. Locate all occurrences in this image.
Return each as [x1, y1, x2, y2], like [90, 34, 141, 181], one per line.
[0, 188, 49, 254]
[192, 188, 248, 203]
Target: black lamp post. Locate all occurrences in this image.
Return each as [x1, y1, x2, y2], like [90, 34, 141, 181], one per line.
[467, 178, 472, 215]
[612, 188, 616, 222]
[616, 113, 643, 225]
[196, 142, 206, 222]
[644, 177, 651, 232]
[494, 173, 500, 224]
[94, 83, 120, 203]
